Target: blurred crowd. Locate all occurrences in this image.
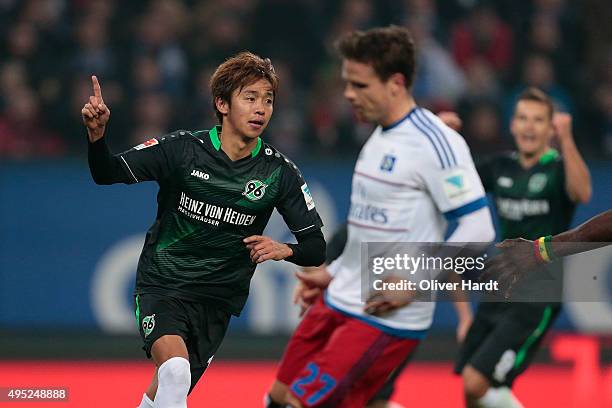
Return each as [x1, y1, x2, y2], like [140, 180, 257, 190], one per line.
[0, 0, 610, 160]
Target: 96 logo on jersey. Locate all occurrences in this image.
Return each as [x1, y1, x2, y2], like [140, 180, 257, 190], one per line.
[243, 179, 267, 201]
[142, 314, 156, 338]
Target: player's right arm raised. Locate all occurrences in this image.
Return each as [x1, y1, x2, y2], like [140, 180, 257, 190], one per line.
[82, 75, 110, 143]
[84, 75, 184, 185]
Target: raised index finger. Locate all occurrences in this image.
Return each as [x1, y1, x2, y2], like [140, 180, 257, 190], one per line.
[92, 75, 103, 99]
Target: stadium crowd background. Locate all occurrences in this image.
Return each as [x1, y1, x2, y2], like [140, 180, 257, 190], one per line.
[0, 0, 610, 161]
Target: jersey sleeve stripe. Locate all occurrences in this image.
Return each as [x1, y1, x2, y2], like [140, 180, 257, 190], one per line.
[291, 224, 316, 233]
[120, 155, 139, 183]
[413, 109, 452, 168]
[415, 109, 457, 167]
[409, 115, 447, 169]
[443, 196, 488, 220]
[419, 109, 458, 166]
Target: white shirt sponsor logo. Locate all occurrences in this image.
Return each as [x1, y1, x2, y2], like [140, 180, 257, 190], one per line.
[190, 169, 210, 180]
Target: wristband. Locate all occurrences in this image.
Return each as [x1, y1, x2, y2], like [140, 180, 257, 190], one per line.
[535, 236, 553, 263]
[543, 235, 556, 261]
[534, 239, 545, 263]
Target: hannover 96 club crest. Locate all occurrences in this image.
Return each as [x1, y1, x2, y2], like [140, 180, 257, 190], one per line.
[243, 179, 268, 201]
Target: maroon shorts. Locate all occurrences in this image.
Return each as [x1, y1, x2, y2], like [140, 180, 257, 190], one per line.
[276, 297, 420, 407]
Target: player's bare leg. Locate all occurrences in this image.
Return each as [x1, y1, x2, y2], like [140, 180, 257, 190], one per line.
[367, 403, 406, 408]
[151, 335, 190, 408]
[462, 365, 524, 408]
[137, 369, 157, 408]
[285, 392, 304, 408]
[463, 365, 490, 407]
[265, 380, 290, 407]
[146, 368, 158, 400]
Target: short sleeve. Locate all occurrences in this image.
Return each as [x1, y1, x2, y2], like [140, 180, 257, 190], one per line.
[118, 131, 189, 183]
[276, 161, 324, 237]
[418, 137, 488, 221]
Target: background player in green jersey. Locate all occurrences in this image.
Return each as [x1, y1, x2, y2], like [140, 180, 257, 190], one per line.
[82, 52, 325, 408]
[455, 88, 592, 408]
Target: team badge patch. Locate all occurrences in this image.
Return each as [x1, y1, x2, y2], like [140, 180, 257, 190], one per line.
[380, 154, 397, 172]
[528, 173, 548, 193]
[301, 183, 315, 210]
[243, 179, 268, 201]
[134, 138, 159, 150]
[142, 314, 156, 338]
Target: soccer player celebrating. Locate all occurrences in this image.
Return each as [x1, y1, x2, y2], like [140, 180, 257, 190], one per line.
[265, 26, 495, 408]
[82, 52, 326, 408]
[455, 88, 592, 408]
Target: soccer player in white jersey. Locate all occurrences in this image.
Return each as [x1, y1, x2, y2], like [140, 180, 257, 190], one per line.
[265, 26, 495, 408]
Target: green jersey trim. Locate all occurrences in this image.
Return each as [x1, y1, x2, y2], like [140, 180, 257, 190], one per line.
[538, 149, 559, 165]
[209, 125, 262, 157]
[210, 126, 222, 150]
[135, 295, 141, 329]
[251, 137, 262, 157]
[513, 306, 553, 369]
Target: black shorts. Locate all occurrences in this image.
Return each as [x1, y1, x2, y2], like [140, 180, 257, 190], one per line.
[454, 302, 560, 387]
[134, 293, 231, 391]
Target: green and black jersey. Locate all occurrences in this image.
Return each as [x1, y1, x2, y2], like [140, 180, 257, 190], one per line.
[478, 149, 575, 240]
[89, 126, 324, 314]
[478, 149, 575, 301]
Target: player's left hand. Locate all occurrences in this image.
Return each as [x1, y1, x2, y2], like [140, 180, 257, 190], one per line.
[553, 112, 573, 144]
[364, 275, 416, 316]
[244, 235, 293, 263]
[480, 238, 540, 298]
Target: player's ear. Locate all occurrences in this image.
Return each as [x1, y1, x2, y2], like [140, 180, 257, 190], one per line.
[215, 97, 229, 115]
[388, 73, 406, 95]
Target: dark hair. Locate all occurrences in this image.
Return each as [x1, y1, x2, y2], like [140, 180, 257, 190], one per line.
[210, 52, 279, 123]
[335, 25, 416, 89]
[516, 87, 554, 119]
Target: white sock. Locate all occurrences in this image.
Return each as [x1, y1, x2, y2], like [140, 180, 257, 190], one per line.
[478, 387, 524, 408]
[138, 393, 154, 408]
[154, 357, 191, 408]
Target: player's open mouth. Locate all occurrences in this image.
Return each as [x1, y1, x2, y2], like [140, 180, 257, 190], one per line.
[248, 120, 265, 129]
[522, 134, 536, 142]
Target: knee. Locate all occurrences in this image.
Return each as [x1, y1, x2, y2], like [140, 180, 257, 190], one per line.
[159, 357, 191, 387]
[462, 365, 489, 399]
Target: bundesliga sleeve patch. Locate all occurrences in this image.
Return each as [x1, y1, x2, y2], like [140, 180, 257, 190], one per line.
[301, 183, 315, 210]
[134, 138, 159, 150]
[442, 169, 472, 204]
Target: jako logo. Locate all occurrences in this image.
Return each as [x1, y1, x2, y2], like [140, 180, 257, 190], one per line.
[191, 169, 210, 180]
